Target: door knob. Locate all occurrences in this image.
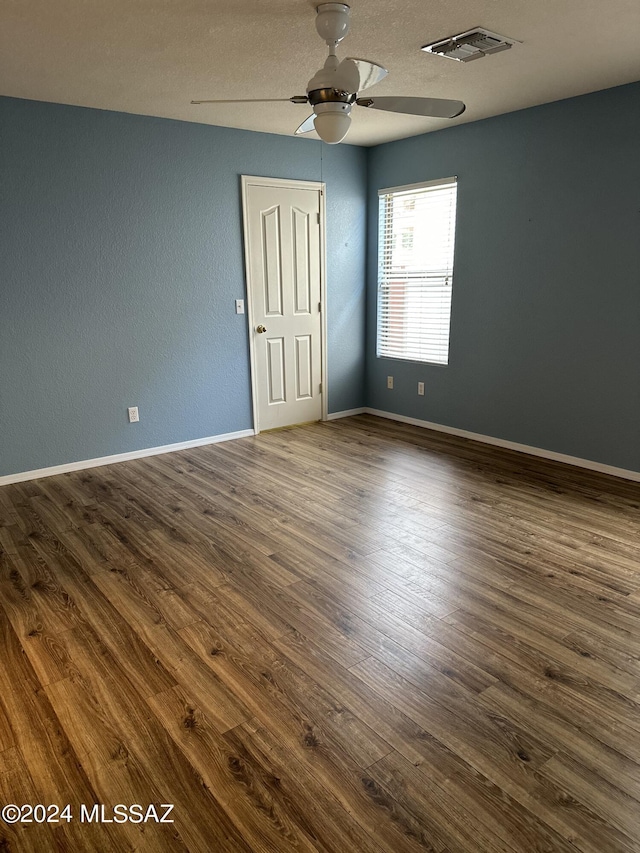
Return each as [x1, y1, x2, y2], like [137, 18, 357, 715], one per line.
[256, 325, 267, 333]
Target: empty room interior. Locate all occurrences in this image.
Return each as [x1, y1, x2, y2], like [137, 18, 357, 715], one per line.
[1, 0, 640, 851]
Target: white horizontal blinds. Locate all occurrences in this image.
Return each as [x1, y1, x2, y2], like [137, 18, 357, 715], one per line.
[377, 178, 457, 364]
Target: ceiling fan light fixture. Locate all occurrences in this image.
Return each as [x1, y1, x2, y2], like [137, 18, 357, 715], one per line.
[313, 103, 352, 144]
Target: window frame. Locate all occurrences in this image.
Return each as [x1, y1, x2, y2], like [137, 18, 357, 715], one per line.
[376, 176, 458, 366]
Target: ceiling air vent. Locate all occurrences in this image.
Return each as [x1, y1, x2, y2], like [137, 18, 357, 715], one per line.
[421, 28, 518, 62]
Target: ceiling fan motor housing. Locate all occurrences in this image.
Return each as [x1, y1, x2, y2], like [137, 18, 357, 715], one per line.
[312, 99, 352, 115]
[307, 88, 355, 108]
[306, 53, 360, 103]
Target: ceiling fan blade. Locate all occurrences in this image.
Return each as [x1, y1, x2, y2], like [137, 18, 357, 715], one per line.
[295, 115, 317, 135]
[356, 95, 465, 118]
[342, 58, 388, 91]
[191, 96, 308, 105]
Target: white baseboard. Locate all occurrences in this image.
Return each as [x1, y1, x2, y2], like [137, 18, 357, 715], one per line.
[363, 408, 640, 483]
[326, 407, 367, 421]
[4, 410, 638, 486]
[0, 429, 255, 487]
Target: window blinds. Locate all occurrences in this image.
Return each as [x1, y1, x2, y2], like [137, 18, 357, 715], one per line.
[377, 178, 457, 365]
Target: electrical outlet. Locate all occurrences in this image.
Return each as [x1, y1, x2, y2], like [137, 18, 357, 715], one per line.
[387, 375, 394, 389]
[128, 406, 139, 423]
[235, 299, 245, 314]
[418, 382, 425, 396]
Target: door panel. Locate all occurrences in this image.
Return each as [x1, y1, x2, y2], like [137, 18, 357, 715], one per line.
[244, 180, 323, 431]
[292, 207, 312, 314]
[295, 335, 313, 400]
[267, 338, 286, 405]
[262, 206, 284, 316]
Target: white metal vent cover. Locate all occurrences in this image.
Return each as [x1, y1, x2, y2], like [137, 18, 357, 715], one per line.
[421, 28, 519, 62]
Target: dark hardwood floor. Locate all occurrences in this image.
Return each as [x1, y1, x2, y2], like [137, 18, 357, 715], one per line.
[1, 414, 639, 852]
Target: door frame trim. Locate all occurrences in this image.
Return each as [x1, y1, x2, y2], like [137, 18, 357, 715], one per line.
[241, 175, 328, 434]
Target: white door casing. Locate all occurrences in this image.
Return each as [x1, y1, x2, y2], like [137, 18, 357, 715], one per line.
[242, 176, 326, 432]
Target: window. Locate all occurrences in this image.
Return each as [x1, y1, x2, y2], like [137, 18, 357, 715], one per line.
[377, 177, 457, 365]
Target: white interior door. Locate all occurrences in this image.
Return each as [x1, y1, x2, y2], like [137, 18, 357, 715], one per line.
[242, 177, 325, 432]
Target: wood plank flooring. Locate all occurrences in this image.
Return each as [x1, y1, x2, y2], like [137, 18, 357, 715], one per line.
[1, 414, 639, 852]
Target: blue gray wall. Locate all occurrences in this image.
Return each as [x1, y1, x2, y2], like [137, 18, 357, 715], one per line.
[4, 82, 640, 479]
[0, 97, 367, 477]
[366, 82, 640, 472]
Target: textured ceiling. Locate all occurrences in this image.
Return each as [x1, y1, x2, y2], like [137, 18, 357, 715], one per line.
[1, 0, 640, 146]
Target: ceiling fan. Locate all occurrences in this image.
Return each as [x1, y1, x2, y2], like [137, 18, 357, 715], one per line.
[192, 3, 465, 145]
